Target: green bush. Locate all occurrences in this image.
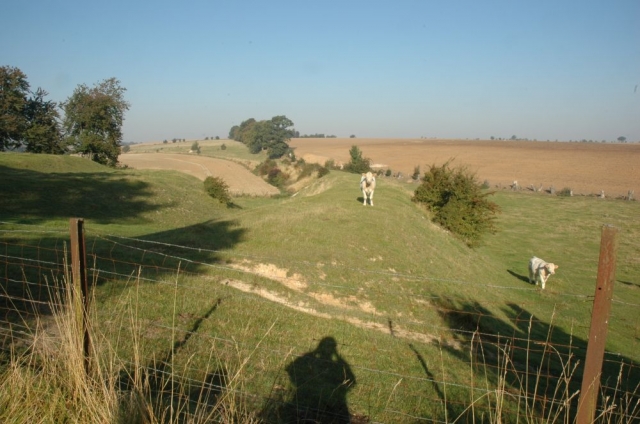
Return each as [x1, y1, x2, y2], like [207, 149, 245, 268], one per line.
[385, 169, 392, 177]
[257, 160, 278, 176]
[317, 166, 329, 178]
[344, 145, 371, 174]
[204, 176, 231, 205]
[412, 161, 500, 247]
[267, 168, 289, 187]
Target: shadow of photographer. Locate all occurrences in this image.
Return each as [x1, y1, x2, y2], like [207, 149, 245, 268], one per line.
[278, 336, 358, 423]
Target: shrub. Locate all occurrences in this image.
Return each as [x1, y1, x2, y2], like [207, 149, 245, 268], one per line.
[317, 166, 329, 178]
[385, 169, 392, 177]
[481, 180, 490, 189]
[220, 143, 226, 150]
[191, 141, 201, 154]
[557, 187, 572, 197]
[267, 168, 289, 187]
[324, 159, 335, 169]
[257, 159, 278, 176]
[204, 176, 231, 205]
[412, 165, 421, 180]
[412, 161, 500, 247]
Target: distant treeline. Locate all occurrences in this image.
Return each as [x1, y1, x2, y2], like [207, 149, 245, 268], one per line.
[296, 133, 337, 138]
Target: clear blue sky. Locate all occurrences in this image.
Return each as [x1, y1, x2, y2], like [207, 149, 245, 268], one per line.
[2, 0, 639, 143]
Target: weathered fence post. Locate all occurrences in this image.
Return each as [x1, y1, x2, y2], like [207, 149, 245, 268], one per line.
[69, 218, 91, 375]
[576, 225, 618, 424]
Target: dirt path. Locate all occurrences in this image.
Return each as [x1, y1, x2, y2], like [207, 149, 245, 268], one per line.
[119, 153, 279, 196]
[290, 138, 640, 198]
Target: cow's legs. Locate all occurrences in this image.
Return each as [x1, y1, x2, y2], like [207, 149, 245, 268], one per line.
[369, 190, 374, 206]
[362, 189, 367, 205]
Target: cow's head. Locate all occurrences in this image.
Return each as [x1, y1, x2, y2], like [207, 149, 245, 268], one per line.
[545, 263, 558, 275]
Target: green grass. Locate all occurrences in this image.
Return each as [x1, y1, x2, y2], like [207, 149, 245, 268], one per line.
[1, 152, 639, 423]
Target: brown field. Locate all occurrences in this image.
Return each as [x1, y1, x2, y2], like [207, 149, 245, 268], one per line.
[119, 153, 279, 196]
[290, 138, 640, 198]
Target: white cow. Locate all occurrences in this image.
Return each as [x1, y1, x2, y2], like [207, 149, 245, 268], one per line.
[360, 172, 376, 206]
[528, 256, 558, 290]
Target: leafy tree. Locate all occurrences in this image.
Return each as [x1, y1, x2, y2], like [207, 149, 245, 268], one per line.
[191, 141, 201, 154]
[350, 134, 356, 138]
[229, 115, 294, 159]
[617, 136, 627, 143]
[62, 78, 129, 166]
[1, 66, 63, 153]
[412, 160, 500, 247]
[1, 66, 30, 150]
[121, 144, 130, 153]
[22, 88, 64, 154]
[344, 145, 371, 174]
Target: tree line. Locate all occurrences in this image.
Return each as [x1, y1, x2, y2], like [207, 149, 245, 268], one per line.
[1, 66, 129, 166]
[228, 116, 295, 159]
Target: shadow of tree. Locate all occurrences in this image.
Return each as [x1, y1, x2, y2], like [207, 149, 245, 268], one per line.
[117, 298, 226, 422]
[0, 219, 246, 347]
[0, 165, 164, 224]
[433, 297, 640, 422]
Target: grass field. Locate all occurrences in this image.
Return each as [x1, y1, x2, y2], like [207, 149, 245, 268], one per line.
[1, 150, 639, 423]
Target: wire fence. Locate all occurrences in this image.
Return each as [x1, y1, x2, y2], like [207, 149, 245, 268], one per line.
[1, 221, 639, 423]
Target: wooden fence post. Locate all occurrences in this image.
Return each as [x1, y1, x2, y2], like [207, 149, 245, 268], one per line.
[576, 225, 618, 424]
[69, 218, 91, 375]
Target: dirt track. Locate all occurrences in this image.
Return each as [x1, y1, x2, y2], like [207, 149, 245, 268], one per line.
[290, 138, 640, 198]
[119, 153, 279, 196]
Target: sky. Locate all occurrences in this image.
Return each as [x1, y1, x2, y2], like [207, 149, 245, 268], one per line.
[2, 0, 639, 143]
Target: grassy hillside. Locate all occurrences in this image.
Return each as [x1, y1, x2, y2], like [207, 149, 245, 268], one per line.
[1, 152, 638, 423]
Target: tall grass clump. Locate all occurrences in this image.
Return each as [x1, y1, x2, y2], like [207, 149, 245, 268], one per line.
[0, 270, 265, 424]
[412, 160, 500, 247]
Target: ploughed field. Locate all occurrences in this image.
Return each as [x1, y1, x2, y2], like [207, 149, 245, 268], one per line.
[119, 153, 279, 196]
[290, 138, 640, 198]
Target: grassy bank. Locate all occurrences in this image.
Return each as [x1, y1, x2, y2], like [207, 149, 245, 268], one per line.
[1, 152, 638, 422]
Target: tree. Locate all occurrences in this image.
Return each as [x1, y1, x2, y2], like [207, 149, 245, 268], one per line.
[23, 88, 64, 154]
[62, 78, 129, 166]
[617, 136, 627, 143]
[0, 66, 30, 150]
[344, 145, 371, 174]
[228, 116, 295, 159]
[0, 66, 64, 153]
[191, 141, 201, 154]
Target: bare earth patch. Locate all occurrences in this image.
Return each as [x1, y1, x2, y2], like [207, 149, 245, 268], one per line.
[119, 153, 279, 196]
[290, 138, 640, 198]
[223, 261, 460, 348]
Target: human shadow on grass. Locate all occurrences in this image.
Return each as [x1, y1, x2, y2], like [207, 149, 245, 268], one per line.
[432, 297, 640, 422]
[118, 298, 226, 421]
[262, 336, 367, 423]
[0, 165, 164, 224]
